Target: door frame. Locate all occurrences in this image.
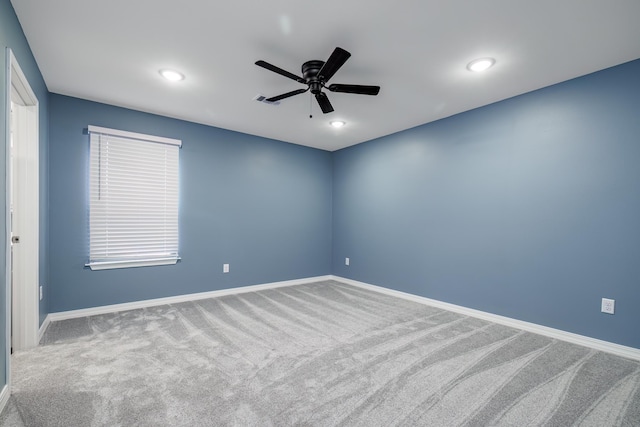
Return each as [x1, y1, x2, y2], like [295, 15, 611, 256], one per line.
[4, 48, 40, 367]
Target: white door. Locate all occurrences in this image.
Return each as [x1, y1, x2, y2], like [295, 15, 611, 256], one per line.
[6, 50, 39, 353]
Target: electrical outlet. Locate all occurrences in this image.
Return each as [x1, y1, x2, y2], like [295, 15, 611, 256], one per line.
[223, 263, 229, 273]
[345, 257, 350, 266]
[601, 298, 615, 314]
[39, 285, 43, 301]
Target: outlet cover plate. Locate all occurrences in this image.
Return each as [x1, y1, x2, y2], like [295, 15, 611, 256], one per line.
[601, 298, 615, 314]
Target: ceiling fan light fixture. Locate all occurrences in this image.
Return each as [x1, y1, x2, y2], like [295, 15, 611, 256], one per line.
[159, 69, 185, 81]
[467, 58, 496, 72]
[330, 120, 346, 128]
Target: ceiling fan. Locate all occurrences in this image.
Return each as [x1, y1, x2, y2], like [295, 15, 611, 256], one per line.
[255, 47, 380, 114]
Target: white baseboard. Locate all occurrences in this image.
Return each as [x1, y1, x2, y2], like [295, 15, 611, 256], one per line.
[42, 274, 640, 362]
[330, 275, 640, 362]
[0, 384, 10, 417]
[38, 315, 51, 343]
[47, 275, 332, 322]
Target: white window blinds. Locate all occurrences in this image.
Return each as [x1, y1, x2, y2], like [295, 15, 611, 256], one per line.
[87, 125, 181, 270]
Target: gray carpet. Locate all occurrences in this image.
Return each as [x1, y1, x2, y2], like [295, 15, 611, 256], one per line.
[2, 280, 640, 426]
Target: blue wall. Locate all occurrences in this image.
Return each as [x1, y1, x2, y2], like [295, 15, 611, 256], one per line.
[332, 59, 640, 349]
[48, 94, 332, 312]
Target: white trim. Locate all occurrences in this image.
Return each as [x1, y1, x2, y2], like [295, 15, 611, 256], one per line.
[4, 47, 11, 400]
[330, 276, 640, 361]
[86, 257, 180, 271]
[8, 53, 37, 106]
[8, 50, 40, 351]
[48, 276, 332, 321]
[38, 314, 51, 343]
[43, 275, 640, 361]
[87, 125, 182, 147]
[0, 384, 10, 416]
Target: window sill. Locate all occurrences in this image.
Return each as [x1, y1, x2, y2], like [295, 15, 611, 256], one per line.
[86, 257, 180, 271]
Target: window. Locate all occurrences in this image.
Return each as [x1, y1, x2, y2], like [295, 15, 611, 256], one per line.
[86, 125, 181, 270]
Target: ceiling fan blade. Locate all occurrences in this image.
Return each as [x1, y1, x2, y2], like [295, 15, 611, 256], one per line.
[255, 60, 305, 83]
[315, 92, 334, 114]
[327, 84, 380, 95]
[266, 88, 308, 102]
[318, 47, 351, 82]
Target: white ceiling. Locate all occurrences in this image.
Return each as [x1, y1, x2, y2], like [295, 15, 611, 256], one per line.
[11, 0, 640, 151]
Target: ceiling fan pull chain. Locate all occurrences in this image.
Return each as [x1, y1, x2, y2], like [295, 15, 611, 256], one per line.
[309, 92, 313, 118]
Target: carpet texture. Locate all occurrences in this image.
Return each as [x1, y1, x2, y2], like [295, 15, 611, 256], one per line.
[2, 280, 640, 426]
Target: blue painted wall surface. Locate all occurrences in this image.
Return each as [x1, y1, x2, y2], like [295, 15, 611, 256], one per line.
[1, 0, 49, 389]
[332, 59, 640, 349]
[48, 94, 332, 312]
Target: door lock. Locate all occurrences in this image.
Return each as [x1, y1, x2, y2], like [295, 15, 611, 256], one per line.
[11, 236, 20, 244]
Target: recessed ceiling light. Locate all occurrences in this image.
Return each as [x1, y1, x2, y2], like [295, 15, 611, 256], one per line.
[159, 69, 185, 81]
[330, 120, 346, 128]
[466, 58, 496, 72]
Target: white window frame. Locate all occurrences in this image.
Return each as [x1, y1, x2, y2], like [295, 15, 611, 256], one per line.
[86, 125, 181, 270]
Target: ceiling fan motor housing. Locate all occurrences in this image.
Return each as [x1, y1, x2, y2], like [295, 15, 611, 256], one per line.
[302, 60, 325, 94]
